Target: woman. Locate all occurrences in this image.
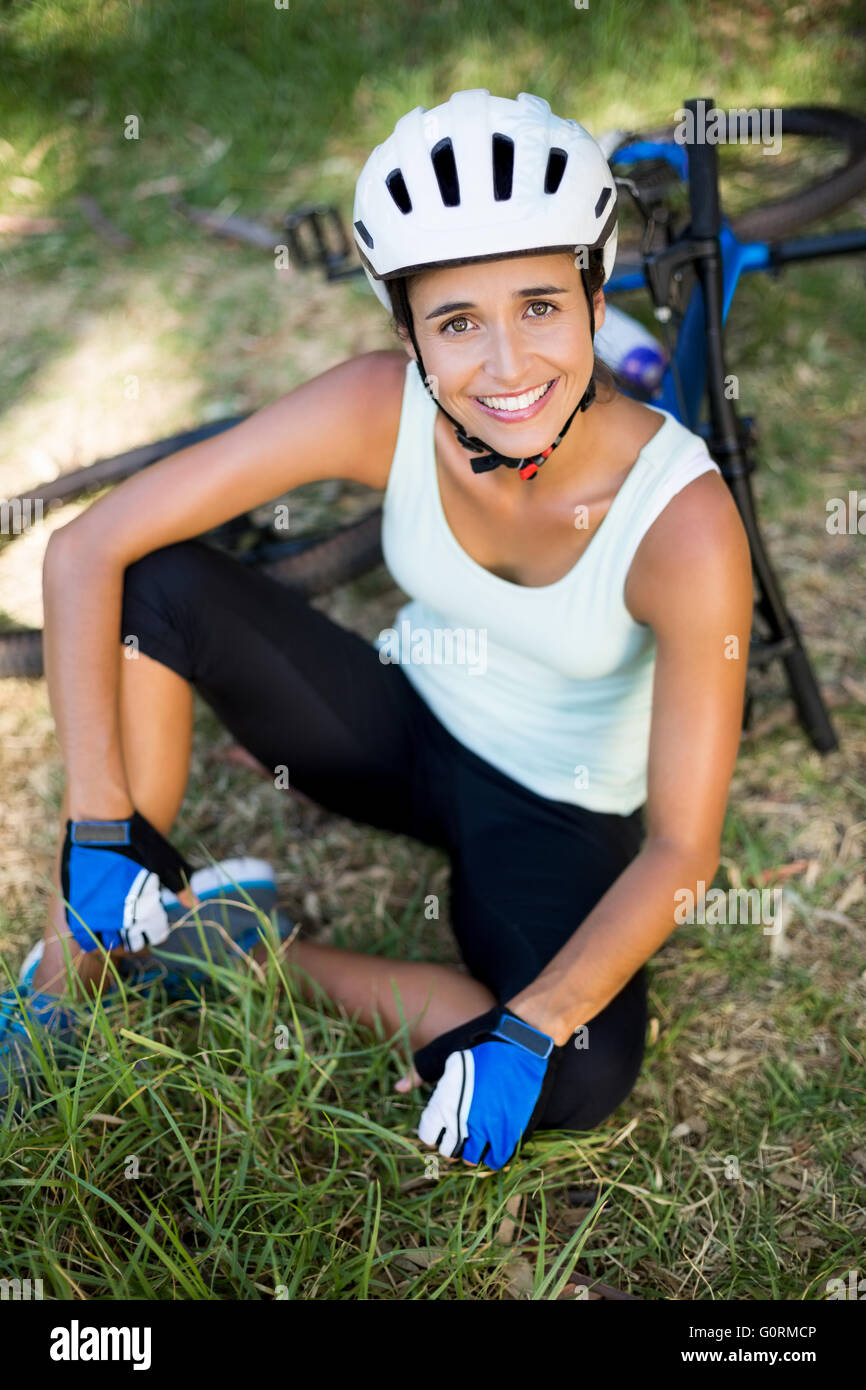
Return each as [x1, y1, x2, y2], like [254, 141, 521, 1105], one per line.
[4, 91, 752, 1169]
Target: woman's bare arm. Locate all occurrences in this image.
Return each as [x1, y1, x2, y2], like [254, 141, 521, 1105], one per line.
[505, 471, 754, 1042]
[42, 349, 406, 819]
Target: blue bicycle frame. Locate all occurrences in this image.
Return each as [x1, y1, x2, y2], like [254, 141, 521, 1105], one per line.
[605, 140, 779, 432]
[598, 106, 866, 755]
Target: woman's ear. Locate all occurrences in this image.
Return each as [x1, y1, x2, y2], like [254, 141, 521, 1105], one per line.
[396, 324, 416, 361]
[593, 287, 606, 336]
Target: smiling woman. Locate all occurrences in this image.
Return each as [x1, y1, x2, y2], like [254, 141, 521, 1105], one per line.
[348, 89, 751, 1164]
[16, 89, 752, 1177]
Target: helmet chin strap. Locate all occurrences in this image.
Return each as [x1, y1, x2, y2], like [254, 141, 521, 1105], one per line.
[392, 273, 598, 482]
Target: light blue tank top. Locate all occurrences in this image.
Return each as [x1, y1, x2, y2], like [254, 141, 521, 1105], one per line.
[376, 361, 722, 814]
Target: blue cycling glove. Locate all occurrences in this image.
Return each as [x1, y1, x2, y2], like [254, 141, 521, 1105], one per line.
[60, 810, 192, 953]
[415, 1006, 566, 1170]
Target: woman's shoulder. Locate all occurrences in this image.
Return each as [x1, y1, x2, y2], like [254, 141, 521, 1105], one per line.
[597, 393, 668, 470]
[345, 349, 410, 490]
[624, 436, 747, 625]
[608, 392, 709, 464]
[363, 346, 411, 386]
[295, 349, 408, 490]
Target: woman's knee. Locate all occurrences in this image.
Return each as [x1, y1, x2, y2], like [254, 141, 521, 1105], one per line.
[122, 539, 212, 611]
[120, 539, 214, 674]
[537, 969, 649, 1133]
[541, 1036, 646, 1133]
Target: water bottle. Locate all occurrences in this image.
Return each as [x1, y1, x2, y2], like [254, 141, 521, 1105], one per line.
[594, 303, 668, 394]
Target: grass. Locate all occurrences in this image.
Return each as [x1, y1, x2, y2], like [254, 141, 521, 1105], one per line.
[3, 896, 860, 1302]
[1, 0, 865, 1300]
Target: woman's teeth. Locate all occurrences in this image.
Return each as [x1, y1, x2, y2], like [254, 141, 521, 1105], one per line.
[476, 380, 553, 412]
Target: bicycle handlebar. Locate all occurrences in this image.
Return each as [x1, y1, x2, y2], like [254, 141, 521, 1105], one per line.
[684, 97, 722, 239]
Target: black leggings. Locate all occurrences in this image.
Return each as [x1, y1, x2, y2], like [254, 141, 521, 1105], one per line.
[120, 539, 649, 1133]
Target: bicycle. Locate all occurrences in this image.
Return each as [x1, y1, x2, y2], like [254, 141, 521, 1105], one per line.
[3, 97, 865, 754]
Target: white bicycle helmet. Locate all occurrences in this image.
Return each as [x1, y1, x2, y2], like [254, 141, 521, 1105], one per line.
[353, 89, 618, 311]
[352, 90, 620, 480]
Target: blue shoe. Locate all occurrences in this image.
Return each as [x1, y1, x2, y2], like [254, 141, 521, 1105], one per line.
[18, 858, 295, 1006]
[0, 986, 79, 1118]
[114, 856, 295, 1000]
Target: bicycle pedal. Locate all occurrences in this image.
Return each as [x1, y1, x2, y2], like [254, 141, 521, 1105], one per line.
[283, 203, 357, 278]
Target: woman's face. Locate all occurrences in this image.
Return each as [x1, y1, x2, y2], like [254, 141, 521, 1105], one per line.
[402, 251, 606, 452]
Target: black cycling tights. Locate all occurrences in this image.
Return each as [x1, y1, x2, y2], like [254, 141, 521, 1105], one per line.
[120, 539, 649, 1133]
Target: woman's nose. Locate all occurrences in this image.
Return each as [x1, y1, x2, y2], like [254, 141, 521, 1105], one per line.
[482, 328, 533, 390]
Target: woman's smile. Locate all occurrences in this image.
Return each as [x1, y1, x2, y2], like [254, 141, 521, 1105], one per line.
[471, 376, 559, 422]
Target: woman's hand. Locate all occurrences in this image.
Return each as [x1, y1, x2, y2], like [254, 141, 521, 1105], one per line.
[416, 1019, 563, 1170]
[394, 1065, 423, 1093]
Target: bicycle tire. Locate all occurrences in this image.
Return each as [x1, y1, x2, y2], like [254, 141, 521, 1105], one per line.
[0, 629, 43, 679]
[612, 105, 866, 244]
[257, 506, 383, 592]
[0, 507, 386, 680]
[5, 416, 250, 515]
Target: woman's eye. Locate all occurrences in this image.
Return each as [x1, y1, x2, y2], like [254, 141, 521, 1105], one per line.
[440, 302, 556, 334]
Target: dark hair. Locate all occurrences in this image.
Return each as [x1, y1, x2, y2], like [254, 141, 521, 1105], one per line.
[386, 246, 618, 404]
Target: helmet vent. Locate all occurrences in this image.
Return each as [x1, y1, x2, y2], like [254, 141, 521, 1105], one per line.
[430, 138, 461, 207]
[386, 169, 412, 214]
[544, 147, 568, 194]
[353, 220, 374, 249]
[491, 134, 514, 200]
[594, 186, 612, 217]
